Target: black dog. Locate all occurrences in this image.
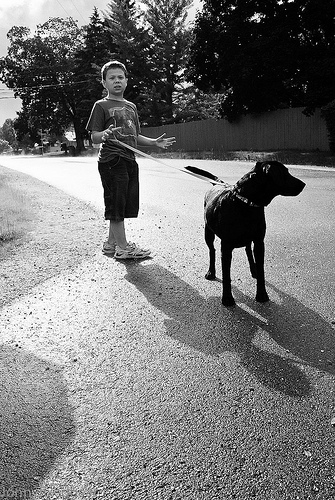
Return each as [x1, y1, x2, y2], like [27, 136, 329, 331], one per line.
[204, 161, 305, 306]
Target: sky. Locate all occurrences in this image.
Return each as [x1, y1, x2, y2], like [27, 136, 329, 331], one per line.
[0, 0, 202, 125]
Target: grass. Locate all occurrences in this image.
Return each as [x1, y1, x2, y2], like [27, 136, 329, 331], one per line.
[152, 149, 335, 167]
[46, 147, 335, 167]
[0, 173, 33, 245]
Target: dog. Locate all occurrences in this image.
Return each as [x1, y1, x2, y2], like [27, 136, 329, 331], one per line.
[204, 161, 305, 306]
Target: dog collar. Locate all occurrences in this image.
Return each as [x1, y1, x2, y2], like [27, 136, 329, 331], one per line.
[233, 191, 262, 208]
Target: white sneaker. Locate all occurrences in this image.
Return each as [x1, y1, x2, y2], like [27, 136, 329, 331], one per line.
[114, 242, 151, 259]
[102, 241, 116, 256]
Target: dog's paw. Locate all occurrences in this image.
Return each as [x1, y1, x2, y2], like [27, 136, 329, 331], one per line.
[222, 295, 236, 307]
[256, 291, 269, 303]
[205, 271, 216, 280]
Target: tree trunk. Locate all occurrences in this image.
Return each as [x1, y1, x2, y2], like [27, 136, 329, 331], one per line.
[73, 116, 85, 152]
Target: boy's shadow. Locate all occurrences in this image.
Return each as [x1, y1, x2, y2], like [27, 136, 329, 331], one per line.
[0, 345, 75, 496]
[124, 262, 335, 398]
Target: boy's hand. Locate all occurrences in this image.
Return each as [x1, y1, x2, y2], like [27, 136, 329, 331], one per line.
[155, 133, 176, 149]
[102, 127, 122, 142]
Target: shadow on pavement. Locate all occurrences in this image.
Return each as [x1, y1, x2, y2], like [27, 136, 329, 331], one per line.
[0, 345, 75, 498]
[124, 262, 335, 398]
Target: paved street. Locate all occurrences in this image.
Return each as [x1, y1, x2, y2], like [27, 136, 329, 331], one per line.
[0, 154, 335, 499]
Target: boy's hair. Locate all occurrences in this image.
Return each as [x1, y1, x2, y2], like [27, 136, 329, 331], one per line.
[101, 60, 128, 80]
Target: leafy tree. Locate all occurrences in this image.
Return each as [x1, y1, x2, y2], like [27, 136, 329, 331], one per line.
[13, 110, 39, 146]
[187, 0, 335, 122]
[0, 139, 10, 153]
[0, 119, 16, 145]
[298, 0, 335, 114]
[173, 86, 221, 122]
[0, 17, 88, 151]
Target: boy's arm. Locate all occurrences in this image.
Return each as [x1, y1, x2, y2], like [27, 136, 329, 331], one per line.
[91, 127, 123, 144]
[91, 131, 105, 144]
[137, 133, 175, 149]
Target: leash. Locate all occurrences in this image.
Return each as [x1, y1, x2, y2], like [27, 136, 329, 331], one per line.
[112, 139, 230, 187]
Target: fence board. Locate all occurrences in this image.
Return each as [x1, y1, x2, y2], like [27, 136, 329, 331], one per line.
[142, 107, 329, 151]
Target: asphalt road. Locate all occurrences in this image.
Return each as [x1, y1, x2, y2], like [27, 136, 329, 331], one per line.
[1, 154, 335, 499]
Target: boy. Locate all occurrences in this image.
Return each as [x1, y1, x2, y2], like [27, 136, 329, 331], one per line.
[86, 60, 175, 259]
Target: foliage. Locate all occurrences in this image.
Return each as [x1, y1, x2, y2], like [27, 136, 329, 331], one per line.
[173, 86, 221, 122]
[0, 174, 32, 243]
[0, 119, 16, 144]
[187, 0, 335, 122]
[0, 139, 10, 153]
[0, 1, 219, 149]
[104, 0, 193, 125]
[141, 0, 193, 124]
[103, 0, 157, 124]
[0, 17, 87, 150]
[72, 7, 118, 142]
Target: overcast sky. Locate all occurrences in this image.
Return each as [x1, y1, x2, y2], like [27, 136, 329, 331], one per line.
[0, 0, 202, 124]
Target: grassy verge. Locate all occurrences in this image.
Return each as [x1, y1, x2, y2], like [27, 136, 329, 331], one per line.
[0, 173, 33, 245]
[26, 147, 335, 167]
[151, 149, 335, 167]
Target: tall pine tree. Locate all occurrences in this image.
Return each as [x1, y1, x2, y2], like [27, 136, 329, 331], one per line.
[142, 0, 192, 123]
[73, 7, 118, 142]
[104, 0, 192, 125]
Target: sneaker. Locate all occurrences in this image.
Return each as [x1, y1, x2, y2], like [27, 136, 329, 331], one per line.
[102, 241, 116, 256]
[114, 242, 151, 260]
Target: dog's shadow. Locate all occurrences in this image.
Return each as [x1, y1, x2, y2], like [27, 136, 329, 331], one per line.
[124, 262, 335, 397]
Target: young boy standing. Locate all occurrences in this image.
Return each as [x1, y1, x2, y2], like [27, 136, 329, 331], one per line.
[86, 60, 175, 259]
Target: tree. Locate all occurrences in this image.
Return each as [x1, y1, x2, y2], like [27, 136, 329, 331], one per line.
[0, 17, 88, 151]
[173, 86, 221, 122]
[103, 0, 158, 124]
[187, 0, 335, 122]
[0, 118, 16, 145]
[72, 8, 118, 142]
[0, 139, 10, 154]
[141, 0, 193, 124]
[104, 0, 193, 125]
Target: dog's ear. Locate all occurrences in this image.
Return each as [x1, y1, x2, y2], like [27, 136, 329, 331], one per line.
[253, 161, 265, 174]
[262, 163, 271, 174]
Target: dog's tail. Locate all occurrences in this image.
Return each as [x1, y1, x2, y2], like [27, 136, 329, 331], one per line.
[184, 165, 231, 187]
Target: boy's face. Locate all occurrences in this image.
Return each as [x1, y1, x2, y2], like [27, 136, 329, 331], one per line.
[103, 68, 128, 97]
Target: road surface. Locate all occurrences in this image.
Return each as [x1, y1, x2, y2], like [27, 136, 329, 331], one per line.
[0, 154, 334, 499]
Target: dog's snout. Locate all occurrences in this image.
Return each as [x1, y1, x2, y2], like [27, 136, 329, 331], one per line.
[284, 175, 306, 196]
[296, 178, 306, 194]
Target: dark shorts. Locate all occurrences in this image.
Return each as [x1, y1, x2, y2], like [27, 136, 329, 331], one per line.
[98, 157, 139, 221]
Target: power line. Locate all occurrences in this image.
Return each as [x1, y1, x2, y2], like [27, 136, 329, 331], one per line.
[54, 0, 87, 24]
[68, 0, 87, 24]
[0, 80, 91, 93]
[54, 0, 74, 19]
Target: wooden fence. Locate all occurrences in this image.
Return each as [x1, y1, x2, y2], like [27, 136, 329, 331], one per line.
[142, 107, 329, 152]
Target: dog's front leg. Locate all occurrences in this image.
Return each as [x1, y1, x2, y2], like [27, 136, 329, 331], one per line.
[221, 243, 235, 306]
[205, 224, 216, 280]
[245, 243, 257, 278]
[253, 240, 269, 302]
